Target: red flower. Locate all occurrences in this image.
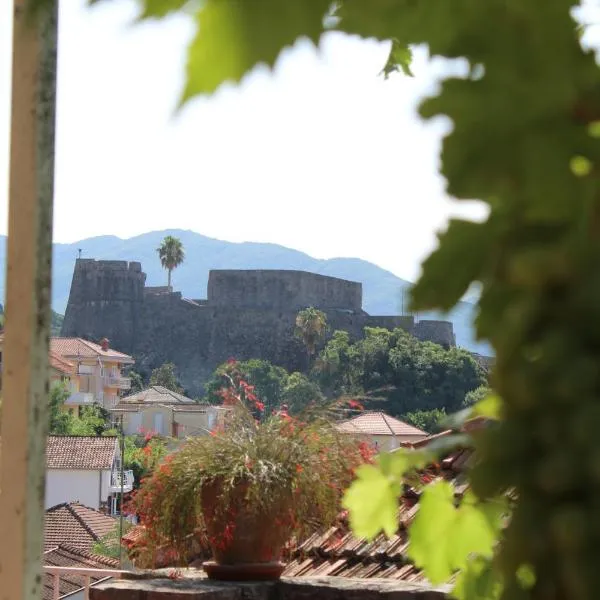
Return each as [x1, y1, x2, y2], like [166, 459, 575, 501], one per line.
[348, 399, 364, 411]
[296, 464, 303, 473]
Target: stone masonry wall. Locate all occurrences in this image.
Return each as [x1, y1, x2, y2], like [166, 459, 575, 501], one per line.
[207, 270, 363, 311]
[61, 259, 457, 395]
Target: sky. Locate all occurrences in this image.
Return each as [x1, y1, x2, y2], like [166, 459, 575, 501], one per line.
[7, 1, 592, 284]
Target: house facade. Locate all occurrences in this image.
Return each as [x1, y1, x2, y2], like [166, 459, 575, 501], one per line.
[45, 436, 134, 515]
[336, 411, 427, 452]
[50, 337, 134, 410]
[110, 386, 227, 439]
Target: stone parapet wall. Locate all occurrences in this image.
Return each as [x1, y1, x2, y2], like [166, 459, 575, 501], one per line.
[90, 570, 449, 600]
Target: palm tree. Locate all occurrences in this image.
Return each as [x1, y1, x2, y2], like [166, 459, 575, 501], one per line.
[157, 236, 185, 289]
[295, 307, 328, 368]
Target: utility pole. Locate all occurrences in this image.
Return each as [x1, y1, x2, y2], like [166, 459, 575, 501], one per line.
[0, 2, 59, 599]
[119, 414, 125, 567]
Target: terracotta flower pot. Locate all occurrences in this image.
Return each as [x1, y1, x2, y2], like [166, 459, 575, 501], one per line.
[200, 478, 293, 581]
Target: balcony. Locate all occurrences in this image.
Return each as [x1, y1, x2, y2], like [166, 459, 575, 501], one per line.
[45, 566, 125, 600]
[110, 470, 135, 493]
[103, 376, 131, 390]
[65, 391, 95, 405]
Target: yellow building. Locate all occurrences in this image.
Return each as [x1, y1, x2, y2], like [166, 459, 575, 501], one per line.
[336, 411, 427, 452]
[50, 337, 134, 410]
[110, 385, 227, 439]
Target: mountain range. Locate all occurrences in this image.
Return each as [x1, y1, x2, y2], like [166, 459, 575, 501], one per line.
[0, 230, 491, 355]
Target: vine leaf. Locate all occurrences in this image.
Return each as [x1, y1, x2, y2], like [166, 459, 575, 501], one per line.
[452, 555, 503, 600]
[130, 0, 191, 19]
[470, 393, 502, 420]
[411, 219, 492, 312]
[181, 0, 331, 102]
[342, 464, 400, 539]
[408, 483, 502, 585]
[381, 40, 413, 78]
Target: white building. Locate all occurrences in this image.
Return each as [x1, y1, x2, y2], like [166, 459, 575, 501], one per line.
[45, 436, 134, 515]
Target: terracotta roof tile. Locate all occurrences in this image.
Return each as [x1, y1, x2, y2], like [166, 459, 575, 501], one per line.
[43, 544, 119, 600]
[51, 337, 133, 362]
[46, 436, 117, 470]
[282, 427, 474, 582]
[120, 386, 194, 405]
[49, 351, 76, 376]
[44, 503, 118, 553]
[337, 412, 427, 437]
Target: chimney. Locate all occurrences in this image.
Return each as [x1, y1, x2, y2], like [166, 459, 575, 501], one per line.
[100, 337, 109, 352]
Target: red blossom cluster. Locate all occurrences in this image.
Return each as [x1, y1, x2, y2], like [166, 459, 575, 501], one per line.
[217, 359, 265, 413]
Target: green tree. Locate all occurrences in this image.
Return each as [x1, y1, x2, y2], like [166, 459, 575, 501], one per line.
[69, 404, 111, 436]
[402, 408, 446, 435]
[48, 381, 73, 434]
[281, 371, 325, 414]
[156, 235, 184, 289]
[128, 370, 145, 395]
[123, 433, 169, 488]
[312, 329, 357, 396]
[149, 362, 184, 394]
[315, 327, 486, 417]
[295, 307, 328, 366]
[463, 385, 492, 407]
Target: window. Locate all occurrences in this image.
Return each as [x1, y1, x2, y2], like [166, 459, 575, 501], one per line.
[153, 412, 164, 435]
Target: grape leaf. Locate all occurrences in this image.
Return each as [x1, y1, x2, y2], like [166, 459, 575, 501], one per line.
[452, 555, 503, 600]
[410, 219, 492, 312]
[131, 0, 192, 19]
[408, 482, 503, 584]
[181, 0, 331, 102]
[470, 394, 502, 420]
[342, 464, 400, 539]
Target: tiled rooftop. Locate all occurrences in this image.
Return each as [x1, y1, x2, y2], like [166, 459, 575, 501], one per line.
[120, 386, 195, 405]
[44, 502, 118, 553]
[336, 412, 427, 438]
[48, 351, 76, 376]
[51, 337, 133, 362]
[282, 439, 472, 581]
[43, 544, 118, 600]
[46, 435, 117, 470]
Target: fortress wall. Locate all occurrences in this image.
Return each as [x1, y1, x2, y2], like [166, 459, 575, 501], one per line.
[61, 259, 458, 395]
[61, 259, 146, 352]
[413, 319, 456, 348]
[207, 270, 362, 311]
[366, 315, 416, 332]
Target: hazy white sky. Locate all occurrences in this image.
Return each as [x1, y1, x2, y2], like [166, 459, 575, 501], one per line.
[8, 1, 578, 283]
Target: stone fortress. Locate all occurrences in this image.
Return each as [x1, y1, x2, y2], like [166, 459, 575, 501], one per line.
[61, 259, 456, 394]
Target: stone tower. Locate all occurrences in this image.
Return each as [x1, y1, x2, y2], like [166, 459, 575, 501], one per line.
[61, 259, 146, 353]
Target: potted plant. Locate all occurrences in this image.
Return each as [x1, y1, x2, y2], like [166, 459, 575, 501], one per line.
[128, 361, 374, 580]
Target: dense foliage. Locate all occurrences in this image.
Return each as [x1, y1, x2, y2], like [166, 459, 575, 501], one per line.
[122, 431, 169, 488]
[314, 327, 487, 416]
[205, 330, 484, 421]
[48, 382, 116, 436]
